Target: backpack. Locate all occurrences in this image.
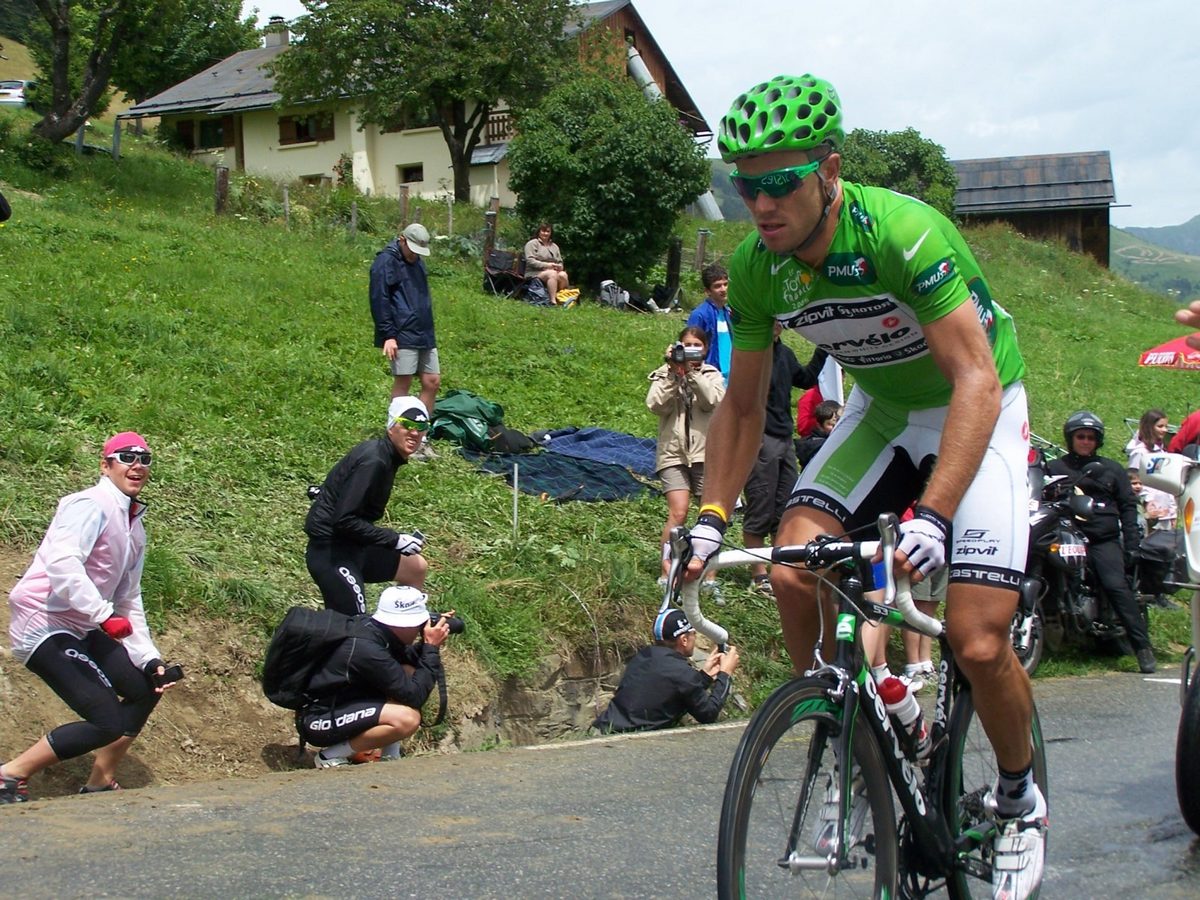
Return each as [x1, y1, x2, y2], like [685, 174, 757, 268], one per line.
[261, 607, 358, 710]
[431, 389, 506, 452]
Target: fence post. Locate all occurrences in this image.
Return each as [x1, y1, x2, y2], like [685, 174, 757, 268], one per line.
[214, 166, 229, 214]
[484, 208, 497, 259]
[74, 125, 85, 156]
[695, 228, 711, 271]
[111, 119, 121, 161]
[446, 195, 454, 237]
[282, 185, 290, 227]
[666, 236, 682, 303]
[349, 201, 358, 237]
[398, 184, 409, 225]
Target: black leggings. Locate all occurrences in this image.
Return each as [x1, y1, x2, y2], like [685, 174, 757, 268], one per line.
[26, 631, 161, 761]
[305, 539, 402, 616]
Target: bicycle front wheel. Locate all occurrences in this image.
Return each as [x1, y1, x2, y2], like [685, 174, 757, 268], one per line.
[943, 688, 1048, 899]
[717, 677, 898, 899]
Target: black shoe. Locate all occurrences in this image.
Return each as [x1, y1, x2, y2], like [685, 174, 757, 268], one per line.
[1153, 595, 1182, 610]
[1136, 648, 1157, 674]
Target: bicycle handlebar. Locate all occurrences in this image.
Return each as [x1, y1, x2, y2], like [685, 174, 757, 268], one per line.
[664, 513, 944, 649]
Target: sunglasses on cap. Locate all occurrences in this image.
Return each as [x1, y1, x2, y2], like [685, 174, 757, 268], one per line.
[107, 450, 153, 467]
[729, 157, 826, 201]
[395, 417, 430, 433]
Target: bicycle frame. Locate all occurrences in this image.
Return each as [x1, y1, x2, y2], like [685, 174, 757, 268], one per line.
[670, 513, 998, 881]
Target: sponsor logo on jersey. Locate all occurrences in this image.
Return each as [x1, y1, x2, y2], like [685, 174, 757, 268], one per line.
[827, 326, 914, 353]
[967, 276, 997, 337]
[913, 257, 956, 296]
[781, 269, 817, 307]
[849, 201, 873, 231]
[955, 526, 1001, 558]
[824, 253, 876, 286]
[781, 296, 928, 368]
[948, 563, 1022, 590]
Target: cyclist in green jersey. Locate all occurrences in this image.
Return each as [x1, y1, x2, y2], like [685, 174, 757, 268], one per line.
[687, 75, 1045, 900]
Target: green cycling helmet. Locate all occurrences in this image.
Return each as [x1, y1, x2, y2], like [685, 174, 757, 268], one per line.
[718, 74, 844, 163]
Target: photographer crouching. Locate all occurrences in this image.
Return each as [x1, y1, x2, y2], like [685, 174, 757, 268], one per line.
[301, 586, 462, 767]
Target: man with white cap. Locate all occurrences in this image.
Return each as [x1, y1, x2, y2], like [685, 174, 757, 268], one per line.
[370, 221, 440, 460]
[591, 609, 739, 734]
[304, 397, 431, 616]
[3, 431, 180, 803]
[299, 585, 453, 767]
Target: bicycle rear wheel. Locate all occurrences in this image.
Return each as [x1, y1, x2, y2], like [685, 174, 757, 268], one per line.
[942, 688, 1048, 899]
[717, 677, 898, 899]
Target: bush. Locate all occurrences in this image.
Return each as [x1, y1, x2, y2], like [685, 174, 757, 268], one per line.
[14, 133, 74, 177]
[508, 74, 710, 290]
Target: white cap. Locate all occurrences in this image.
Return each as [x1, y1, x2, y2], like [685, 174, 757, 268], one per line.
[401, 223, 431, 256]
[373, 585, 430, 627]
[387, 396, 429, 428]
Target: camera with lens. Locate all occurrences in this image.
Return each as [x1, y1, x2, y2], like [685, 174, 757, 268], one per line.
[429, 612, 466, 635]
[666, 342, 705, 365]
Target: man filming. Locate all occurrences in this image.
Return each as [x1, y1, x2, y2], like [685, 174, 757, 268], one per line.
[302, 586, 455, 768]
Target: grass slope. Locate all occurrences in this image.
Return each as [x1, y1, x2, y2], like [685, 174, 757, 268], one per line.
[0, 117, 1192, 699]
[1110, 226, 1200, 302]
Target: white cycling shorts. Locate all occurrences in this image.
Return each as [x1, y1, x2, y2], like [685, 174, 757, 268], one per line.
[786, 382, 1030, 591]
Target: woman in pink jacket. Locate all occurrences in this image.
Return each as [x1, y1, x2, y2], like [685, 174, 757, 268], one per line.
[1, 431, 179, 803]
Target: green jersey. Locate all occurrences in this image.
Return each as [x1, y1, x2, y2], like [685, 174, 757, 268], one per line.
[728, 182, 1026, 409]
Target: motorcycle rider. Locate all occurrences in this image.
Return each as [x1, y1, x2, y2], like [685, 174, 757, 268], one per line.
[1047, 411, 1155, 673]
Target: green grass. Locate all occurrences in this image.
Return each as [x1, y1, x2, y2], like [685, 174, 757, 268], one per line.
[0, 113, 1193, 699]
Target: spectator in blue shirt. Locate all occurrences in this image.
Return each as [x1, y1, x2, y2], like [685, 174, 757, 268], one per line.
[687, 264, 732, 383]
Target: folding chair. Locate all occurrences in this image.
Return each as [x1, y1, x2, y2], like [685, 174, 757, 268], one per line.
[483, 248, 527, 298]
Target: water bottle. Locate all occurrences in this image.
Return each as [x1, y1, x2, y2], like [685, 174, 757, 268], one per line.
[878, 676, 931, 760]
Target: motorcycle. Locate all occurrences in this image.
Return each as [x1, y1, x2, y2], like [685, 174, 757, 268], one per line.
[1011, 437, 1149, 675]
[1139, 451, 1200, 835]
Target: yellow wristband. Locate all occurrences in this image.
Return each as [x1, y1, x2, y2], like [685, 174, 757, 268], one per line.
[699, 503, 729, 524]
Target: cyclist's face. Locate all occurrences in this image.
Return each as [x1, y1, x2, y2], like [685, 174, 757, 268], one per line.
[736, 150, 837, 256]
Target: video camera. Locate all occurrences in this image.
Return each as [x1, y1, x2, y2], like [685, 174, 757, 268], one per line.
[429, 612, 466, 635]
[666, 342, 705, 365]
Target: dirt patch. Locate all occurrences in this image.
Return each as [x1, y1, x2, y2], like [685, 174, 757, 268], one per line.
[0, 545, 502, 802]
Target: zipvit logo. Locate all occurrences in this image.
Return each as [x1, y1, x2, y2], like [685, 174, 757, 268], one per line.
[956, 527, 1000, 557]
[913, 258, 955, 295]
[824, 253, 876, 286]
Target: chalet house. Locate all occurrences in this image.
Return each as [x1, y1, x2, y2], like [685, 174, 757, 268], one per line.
[118, 0, 710, 209]
[951, 151, 1116, 267]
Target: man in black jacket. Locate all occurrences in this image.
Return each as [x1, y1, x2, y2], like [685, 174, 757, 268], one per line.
[1048, 410, 1155, 673]
[304, 396, 429, 616]
[301, 585, 452, 767]
[742, 324, 828, 594]
[592, 610, 739, 734]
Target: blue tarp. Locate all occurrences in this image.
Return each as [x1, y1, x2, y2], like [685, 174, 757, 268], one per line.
[460, 449, 655, 502]
[542, 427, 657, 479]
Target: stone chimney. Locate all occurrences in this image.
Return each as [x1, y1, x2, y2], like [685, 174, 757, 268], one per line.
[263, 15, 290, 48]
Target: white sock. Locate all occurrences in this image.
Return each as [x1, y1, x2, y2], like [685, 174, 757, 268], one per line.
[318, 741, 353, 760]
[871, 664, 891, 683]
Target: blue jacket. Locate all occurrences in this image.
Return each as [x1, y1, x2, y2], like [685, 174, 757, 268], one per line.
[686, 299, 732, 372]
[369, 240, 436, 349]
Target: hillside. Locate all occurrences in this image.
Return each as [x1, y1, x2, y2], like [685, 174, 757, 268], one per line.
[1110, 226, 1200, 302]
[1, 116, 1195, 795]
[1125, 215, 1200, 257]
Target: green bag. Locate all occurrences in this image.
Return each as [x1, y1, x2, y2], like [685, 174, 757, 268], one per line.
[431, 389, 505, 451]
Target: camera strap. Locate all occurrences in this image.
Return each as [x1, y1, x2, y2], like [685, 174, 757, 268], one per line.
[424, 665, 449, 728]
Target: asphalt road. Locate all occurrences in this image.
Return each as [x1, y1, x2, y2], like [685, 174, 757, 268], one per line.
[1, 673, 1198, 898]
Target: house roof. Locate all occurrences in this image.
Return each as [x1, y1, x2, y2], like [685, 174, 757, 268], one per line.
[121, 1, 709, 134]
[951, 151, 1116, 214]
[120, 43, 288, 118]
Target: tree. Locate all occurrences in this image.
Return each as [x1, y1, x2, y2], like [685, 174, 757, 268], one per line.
[28, 0, 172, 143]
[840, 127, 958, 219]
[272, 0, 575, 202]
[507, 74, 710, 289]
[110, 0, 258, 107]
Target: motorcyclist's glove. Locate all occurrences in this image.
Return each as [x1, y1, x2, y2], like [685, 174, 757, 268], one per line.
[898, 506, 952, 577]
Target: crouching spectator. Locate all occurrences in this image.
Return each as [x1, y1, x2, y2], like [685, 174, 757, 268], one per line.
[301, 586, 453, 767]
[592, 609, 739, 734]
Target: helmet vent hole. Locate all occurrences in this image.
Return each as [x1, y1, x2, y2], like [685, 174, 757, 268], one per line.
[765, 88, 781, 104]
[808, 90, 822, 105]
[813, 114, 828, 130]
[825, 100, 839, 116]
[786, 86, 802, 99]
[738, 123, 751, 143]
[770, 106, 786, 127]
[796, 104, 811, 120]
[752, 110, 768, 137]
[794, 126, 812, 142]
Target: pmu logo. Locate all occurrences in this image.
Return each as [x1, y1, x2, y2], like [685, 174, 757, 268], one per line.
[824, 253, 876, 286]
[913, 258, 955, 295]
